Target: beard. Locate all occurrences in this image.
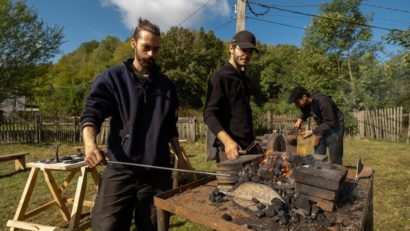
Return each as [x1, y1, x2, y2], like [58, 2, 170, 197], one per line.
[136, 51, 156, 69]
[233, 53, 249, 68]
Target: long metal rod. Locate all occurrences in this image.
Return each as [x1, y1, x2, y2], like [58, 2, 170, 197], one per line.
[107, 160, 231, 177]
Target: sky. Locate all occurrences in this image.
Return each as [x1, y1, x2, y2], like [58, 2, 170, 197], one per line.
[25, 0, 410, 62]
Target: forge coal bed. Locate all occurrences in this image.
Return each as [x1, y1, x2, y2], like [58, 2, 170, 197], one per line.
[154, 167, 373, 231]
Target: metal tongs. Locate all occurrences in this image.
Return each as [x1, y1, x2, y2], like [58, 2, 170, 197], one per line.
[238, 141, 257, 155]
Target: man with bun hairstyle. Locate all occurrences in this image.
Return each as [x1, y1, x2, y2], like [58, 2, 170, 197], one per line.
[80, 18, 183, 231]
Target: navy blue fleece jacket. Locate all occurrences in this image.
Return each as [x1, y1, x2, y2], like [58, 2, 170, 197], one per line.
[80, 58, 179, 173]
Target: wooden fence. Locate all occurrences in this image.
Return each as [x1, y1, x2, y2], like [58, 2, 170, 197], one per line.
[1, 108, 409, 144]
[0, 117, 80, 144]
[352, 106, 410, 143]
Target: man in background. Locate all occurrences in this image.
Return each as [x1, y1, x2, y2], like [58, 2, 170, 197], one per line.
[204, 30, 259, 162]
[288, 86, 344, 165]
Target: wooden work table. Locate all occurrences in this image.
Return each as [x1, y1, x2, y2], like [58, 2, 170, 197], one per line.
[154, 167, 373, 231]
[7, 161, 99, 231]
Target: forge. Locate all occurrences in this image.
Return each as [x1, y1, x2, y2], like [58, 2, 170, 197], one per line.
[153, 132, 373, 230]
[212, 132, 354, 227]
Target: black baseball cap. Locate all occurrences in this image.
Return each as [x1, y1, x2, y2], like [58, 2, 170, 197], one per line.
[288, 86, 309, 104]
[231, 30, 259, 53]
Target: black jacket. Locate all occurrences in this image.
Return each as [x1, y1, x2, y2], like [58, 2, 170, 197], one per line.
[80, 58, 179, 173]
[300, 94, 344, 136]
[203, 62, 255, 149]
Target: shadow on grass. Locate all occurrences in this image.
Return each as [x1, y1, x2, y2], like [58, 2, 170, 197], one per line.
[170, 220, 188, 228]
[0, 169, 29, 179]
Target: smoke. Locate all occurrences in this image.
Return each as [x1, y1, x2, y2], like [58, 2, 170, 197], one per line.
[100, 0, 231, 32]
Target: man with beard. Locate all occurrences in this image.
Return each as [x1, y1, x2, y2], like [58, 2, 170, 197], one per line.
[204, 30, 259, 162]
[80, 18, 184, 231]
[288, 86, 344, 165]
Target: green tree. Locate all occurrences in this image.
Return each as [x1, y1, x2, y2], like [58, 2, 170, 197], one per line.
[387, 27, 410, 49]
[158, 27, 225, 108]
[300, 0, 377, 110]
[0, 0, 63, 103]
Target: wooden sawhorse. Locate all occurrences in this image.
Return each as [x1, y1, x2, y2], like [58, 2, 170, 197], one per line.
[7, 162, 99, 231]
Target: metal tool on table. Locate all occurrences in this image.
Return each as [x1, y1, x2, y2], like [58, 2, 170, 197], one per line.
[238, 140, 257, 155]
[355, 158, 373, 181]
[107, 160, 231, 177]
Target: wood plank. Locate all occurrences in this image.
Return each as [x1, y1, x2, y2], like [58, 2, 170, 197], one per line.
[24, 201, 57, 219]
[27, 161, 86, 170]
[308, 195, 335, 212]
[293, 164, 347, 191]
[69, 167, 88, 230]
[43, 169, 71, 221]
[154, 198, 250, 231]
[295, 182, 337, 201]
[7, 220, 66, 231]
[13, 168, 39, 221]
[0, 152, 29, 161]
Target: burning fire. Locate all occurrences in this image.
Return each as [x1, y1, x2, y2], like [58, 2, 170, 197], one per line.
[258, 148, 293, 182]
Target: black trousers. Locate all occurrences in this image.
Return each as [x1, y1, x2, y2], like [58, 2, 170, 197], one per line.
[314, 126, 344, 165]
[91, 167, 172, 231]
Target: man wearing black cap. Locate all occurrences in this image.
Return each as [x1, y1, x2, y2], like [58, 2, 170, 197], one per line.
[204, 30, 259, 162]
[288, 86, 344, 165]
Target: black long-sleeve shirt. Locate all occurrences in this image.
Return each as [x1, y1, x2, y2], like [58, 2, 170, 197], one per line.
[80, 58, 179, 173]
[300, 94, 344, 136]
[203, 62, 255, 149]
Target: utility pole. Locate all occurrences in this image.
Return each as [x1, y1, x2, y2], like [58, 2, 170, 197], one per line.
[236, 0, 246, 32]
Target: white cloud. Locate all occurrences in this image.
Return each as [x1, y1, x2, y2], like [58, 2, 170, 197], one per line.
[100, 0, 231, 32]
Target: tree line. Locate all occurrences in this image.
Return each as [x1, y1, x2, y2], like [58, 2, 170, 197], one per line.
[1, 0, 410, 131]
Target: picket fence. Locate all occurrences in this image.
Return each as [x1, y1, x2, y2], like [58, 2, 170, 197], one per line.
[1, 107, 409, 144]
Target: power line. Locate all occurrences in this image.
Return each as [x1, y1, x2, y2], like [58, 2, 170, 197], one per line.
[213, 18, 235, 31]
[247, 16, 402, 48]
[247, 16, 305, 30]
[177, 0, 213, 26]
[363, 3, 410, 14]
[247, 1, 404, 32]
[250, 2, 410, 27]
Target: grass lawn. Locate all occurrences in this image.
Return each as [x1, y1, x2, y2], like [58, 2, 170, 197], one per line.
[0, 137, 409, 230]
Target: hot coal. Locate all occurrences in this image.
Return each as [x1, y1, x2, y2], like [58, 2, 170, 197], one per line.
[256, 203, 266, 210]
[231, 155, 327, 225]
[251, 197, 260, 204]
[310, 204, 321, 220]
[253, 210, 265, 218]
[279, 216, 289, 225]
[265, 206, 276, 217]
[290, 214, 300, 223]
[209, 188, 226, 203]
[222, 213, 232, 221]
[213, 153, 332, 226]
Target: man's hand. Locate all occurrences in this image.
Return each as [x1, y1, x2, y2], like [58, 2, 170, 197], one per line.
[84, 146, 106, 168]
[224, 140, 239, 160]
[302, 130, 313, 139]
[216, 130, 239, 160]
[294, 118, 303, 128]
[82, 125, 106, 168]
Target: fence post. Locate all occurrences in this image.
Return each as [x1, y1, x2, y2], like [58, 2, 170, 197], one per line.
[407, 113, 410, 144]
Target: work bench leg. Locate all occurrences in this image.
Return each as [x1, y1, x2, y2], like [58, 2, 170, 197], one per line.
[43, 169, 71, 221]
[10, 168, 39, 231]
[156, 207, 169, 231]
[69, 167, 88, 230]
[14, 157, 26, 170]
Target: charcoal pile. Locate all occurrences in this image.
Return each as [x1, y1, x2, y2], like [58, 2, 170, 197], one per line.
[210, 151, 340, 228]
